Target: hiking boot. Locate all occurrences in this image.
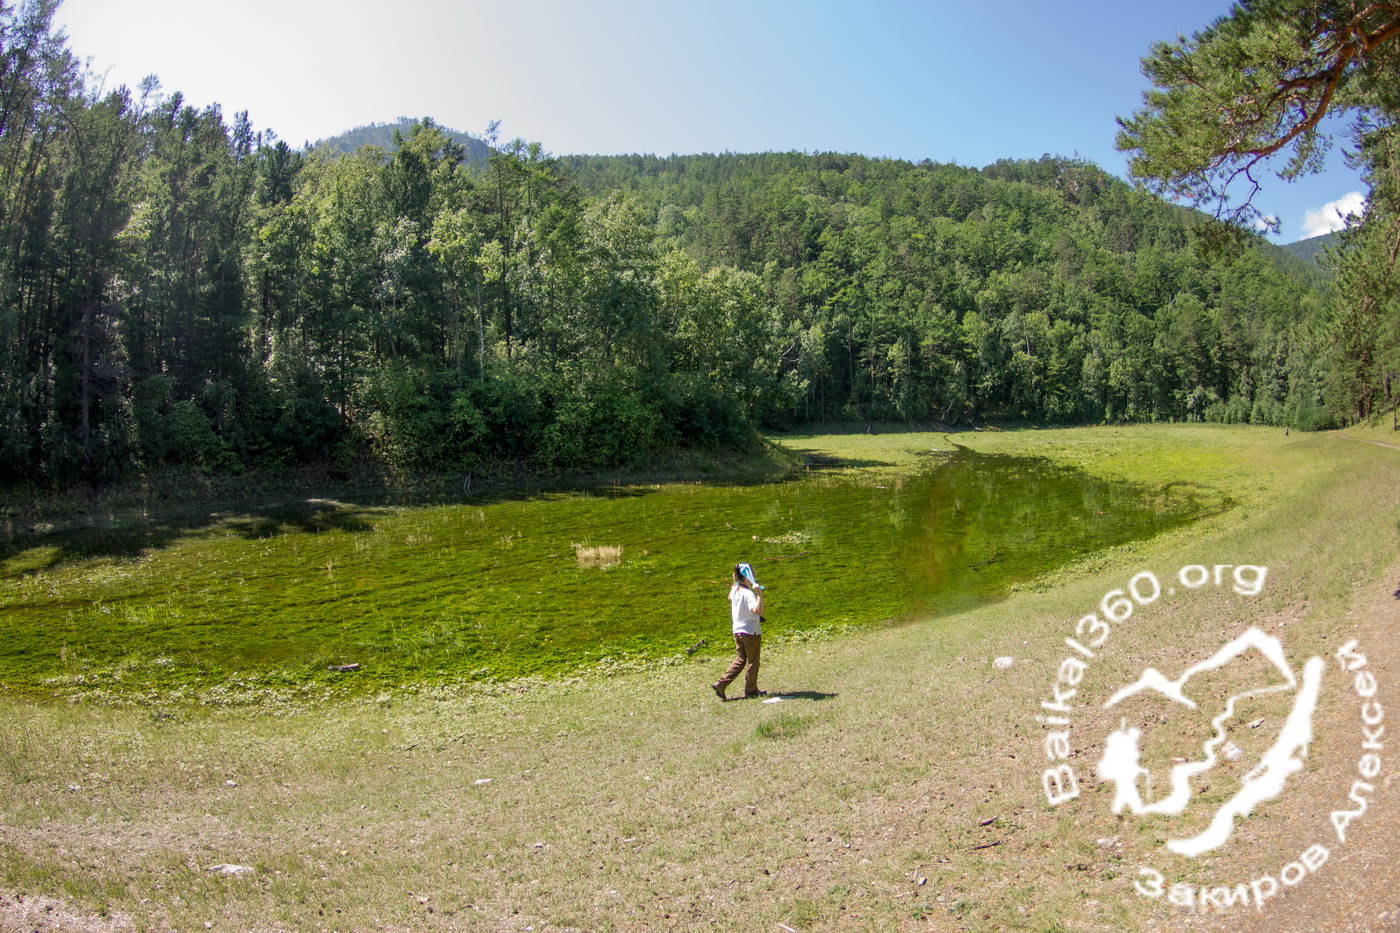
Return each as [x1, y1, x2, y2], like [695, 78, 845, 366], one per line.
[711, 683, 727, 702]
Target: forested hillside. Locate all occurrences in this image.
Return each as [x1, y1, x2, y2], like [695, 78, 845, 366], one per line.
[1278, 230, 1341, 268]
[313, 117, 492, 162]
[0, 1, 1345, 488]
[564, 151, 1332, 426]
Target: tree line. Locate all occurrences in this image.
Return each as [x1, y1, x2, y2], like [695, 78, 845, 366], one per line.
[1116, 0, 1400, 427]
[0, 0, 1368, 487]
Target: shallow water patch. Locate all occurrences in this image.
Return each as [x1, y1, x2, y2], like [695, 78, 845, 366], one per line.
[0, 447, 1222, 699]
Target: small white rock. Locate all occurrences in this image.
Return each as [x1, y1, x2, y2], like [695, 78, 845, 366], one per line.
[473, 778, 492, 786]
[207, 864, 254, 876]
[992, 656, 1014, 669]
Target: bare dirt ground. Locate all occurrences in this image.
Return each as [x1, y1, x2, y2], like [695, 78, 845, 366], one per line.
[1197, 561, 1400, 933]
[0, 892, 132, 932]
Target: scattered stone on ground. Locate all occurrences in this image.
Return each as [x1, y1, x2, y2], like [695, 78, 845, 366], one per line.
[0, 891, 132, 931]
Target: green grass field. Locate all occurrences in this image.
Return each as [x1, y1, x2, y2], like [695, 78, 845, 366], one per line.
[0, 424, 1396, 932]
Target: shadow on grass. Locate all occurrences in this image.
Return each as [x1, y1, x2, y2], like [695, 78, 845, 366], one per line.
[767, 690, 838, 702]
[221, 501, 377, 540]
[0, 465, 818, 575]
[787, 450, 896, 470]
[0, 500, 379, 577]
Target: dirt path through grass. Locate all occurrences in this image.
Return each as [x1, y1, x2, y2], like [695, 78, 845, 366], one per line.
[1341, 433, 1400, 451]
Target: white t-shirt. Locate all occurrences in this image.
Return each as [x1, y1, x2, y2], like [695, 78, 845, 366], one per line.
[729, 584, 762, 635]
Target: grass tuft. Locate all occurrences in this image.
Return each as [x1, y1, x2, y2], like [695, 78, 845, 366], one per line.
[572, 543, 623, 569]
[754, 711, 816, 740]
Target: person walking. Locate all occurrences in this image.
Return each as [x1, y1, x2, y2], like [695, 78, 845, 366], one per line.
[712, 563, 766, 701]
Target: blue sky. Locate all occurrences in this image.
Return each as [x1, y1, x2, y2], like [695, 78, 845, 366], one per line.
[57, 0, 1364, 244]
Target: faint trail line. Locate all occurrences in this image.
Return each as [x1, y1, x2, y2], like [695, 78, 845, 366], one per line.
[1339, 433, 1400, 450]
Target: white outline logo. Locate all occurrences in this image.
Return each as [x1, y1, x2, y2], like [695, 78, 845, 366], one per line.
[1036, 564, 1386, 914]
[1097, 628, 1324, 857]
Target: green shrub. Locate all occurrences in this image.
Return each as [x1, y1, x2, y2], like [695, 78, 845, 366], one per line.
[363, 365, 486, 470]
[533, 375, 662, 470]
[167, 400, 239, 472]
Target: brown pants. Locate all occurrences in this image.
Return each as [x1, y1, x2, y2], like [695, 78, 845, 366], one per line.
[717, 633, 761, 696]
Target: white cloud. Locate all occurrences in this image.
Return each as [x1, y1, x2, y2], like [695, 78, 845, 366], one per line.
[1301, 192, 1366, 238]
[1252, 214, 1279, 233]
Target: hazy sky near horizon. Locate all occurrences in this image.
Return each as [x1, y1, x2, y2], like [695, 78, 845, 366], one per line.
[56, 0, 1365, 244]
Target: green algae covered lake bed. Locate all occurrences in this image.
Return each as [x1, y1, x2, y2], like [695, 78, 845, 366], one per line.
[0, 435, 1223, 703]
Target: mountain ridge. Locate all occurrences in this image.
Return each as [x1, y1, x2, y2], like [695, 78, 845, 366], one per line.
[1279, 228, 1341, 262]
[312, 117, 493, 161]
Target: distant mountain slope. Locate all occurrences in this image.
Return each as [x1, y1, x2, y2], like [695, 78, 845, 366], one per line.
[1257, 238, 1331, 286]
[561, 150, 1328, 288]
[312, 117, 492, 161]
[1279, 230, 1341, 268]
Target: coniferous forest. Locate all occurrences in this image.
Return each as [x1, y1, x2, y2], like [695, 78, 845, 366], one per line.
[0, 0, 1379, 487]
